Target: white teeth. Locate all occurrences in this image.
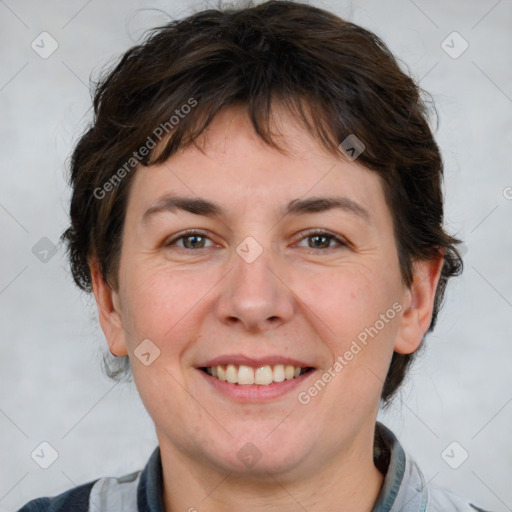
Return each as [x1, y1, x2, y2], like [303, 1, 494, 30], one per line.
[273, 364, 285, 382]
[204, 363, 310, 385]
[226, 364, 237, 383]
[238, 365, 255, 385]
[255, 366, 273, 385]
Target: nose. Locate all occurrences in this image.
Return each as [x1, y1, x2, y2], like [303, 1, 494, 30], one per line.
[214, 242, 295, 334]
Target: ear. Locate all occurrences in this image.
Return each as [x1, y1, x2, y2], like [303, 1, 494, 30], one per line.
[89, 259, 128, 357]
[394, 250, 444, 355]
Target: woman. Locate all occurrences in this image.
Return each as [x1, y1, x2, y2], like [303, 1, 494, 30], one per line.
[18, 1, 492, 510]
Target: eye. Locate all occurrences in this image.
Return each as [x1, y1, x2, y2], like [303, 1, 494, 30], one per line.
[163, 229, 348, 251]
[164, 230, 216, 250]
[295, 230, 348, 251]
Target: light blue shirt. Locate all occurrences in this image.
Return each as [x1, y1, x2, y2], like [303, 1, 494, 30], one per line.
[17, 422, 493, 511]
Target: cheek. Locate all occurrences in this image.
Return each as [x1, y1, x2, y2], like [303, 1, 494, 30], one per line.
[302, 262, 397, 325]
[119, 262, 194, 349]
[297, 264, 401, 370]
[296, 268, 401, 415]
[119, 257, 230, 369]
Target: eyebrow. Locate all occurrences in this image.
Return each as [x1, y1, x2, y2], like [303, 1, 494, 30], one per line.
[142, 194, 372, 225]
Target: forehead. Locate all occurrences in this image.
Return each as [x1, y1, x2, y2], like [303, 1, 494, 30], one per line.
[125, 104, 389, 227]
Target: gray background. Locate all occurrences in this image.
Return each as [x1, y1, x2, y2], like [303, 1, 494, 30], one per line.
[1, 0, 511, 510]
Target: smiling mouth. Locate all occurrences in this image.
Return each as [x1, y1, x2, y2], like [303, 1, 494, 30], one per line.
[200, 364, 314, 386]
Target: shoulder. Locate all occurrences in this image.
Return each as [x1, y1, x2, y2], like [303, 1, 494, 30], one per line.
[16, 479, 98, 512]
[401, 455, 494, 512]
[16, 446, 161, 512]
[399, 454, 494, 512]
[375, 423, 494, 512]
[16, 470, 142, 512]
[427, 484, 494, 512]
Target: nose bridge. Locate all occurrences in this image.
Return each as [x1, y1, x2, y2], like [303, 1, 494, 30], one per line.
[215, 234, 294, 332]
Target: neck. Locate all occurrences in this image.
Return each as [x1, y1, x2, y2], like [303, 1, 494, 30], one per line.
[158, 424, 385, 512]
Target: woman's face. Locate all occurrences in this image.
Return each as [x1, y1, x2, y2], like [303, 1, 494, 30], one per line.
[96, 104, 440, 478]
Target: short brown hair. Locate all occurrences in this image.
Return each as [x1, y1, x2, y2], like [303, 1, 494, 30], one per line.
[61, 0, 463, 405]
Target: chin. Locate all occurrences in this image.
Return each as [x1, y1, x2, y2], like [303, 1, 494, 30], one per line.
[204, 429, 314, 477]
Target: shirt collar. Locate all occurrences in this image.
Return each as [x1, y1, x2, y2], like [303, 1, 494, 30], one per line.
[138, 422, 413, 512]
[137, 444, 165, 512]
[372, 421, 407, 511]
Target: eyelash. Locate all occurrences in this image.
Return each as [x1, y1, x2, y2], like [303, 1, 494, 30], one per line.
[164, 229, 348, 252]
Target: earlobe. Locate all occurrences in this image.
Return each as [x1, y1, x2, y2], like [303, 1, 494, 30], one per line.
[89, 259, 128, 357]
[394, 251, 444, 355]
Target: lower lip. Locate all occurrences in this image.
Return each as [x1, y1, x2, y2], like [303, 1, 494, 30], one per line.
[197, 368, 315, 402]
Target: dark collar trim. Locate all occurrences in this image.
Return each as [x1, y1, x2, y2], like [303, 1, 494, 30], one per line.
[372, 422, 407, 512]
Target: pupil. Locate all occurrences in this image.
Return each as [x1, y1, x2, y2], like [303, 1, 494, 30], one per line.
[186, 235, 204, 248]
[312, 235, 328, 248]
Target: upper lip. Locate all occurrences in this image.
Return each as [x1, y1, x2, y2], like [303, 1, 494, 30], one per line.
[196, 354, 314, 368]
